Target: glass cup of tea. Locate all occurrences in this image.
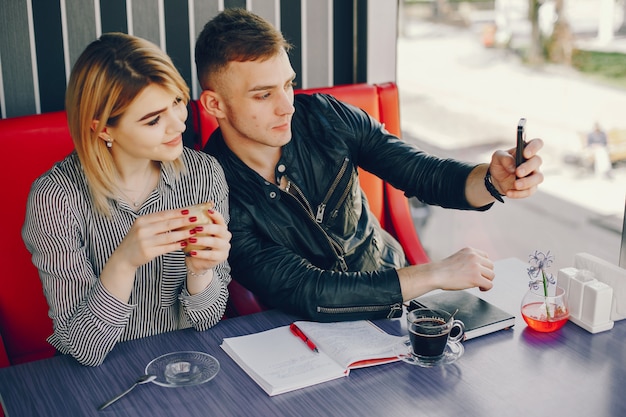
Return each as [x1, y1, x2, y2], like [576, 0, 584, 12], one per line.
[407, 308, 465, 365]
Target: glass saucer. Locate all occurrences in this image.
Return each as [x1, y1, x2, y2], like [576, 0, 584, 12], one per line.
[393, 337, 464, 368]
[145, 351, 220, 387]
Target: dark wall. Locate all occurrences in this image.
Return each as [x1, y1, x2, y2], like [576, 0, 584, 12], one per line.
[0, 0, 397, 119]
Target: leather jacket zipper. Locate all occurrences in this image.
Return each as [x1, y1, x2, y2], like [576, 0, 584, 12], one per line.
[328, 175, 354, 221]
[281, 181, 348, 271]
[315, 157, 352, 223]
[317, 302, 403, 319]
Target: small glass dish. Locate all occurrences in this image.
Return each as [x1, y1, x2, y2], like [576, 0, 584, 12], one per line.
[145, 351, 220, 387]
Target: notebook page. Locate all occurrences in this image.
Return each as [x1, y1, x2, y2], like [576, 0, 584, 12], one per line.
[221, 326, 346, 396]
[295, 321, 404, 369]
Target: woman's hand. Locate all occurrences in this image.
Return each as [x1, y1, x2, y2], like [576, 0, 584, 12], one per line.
[100, 207, 200, 301]
[115, 208, 201, 269]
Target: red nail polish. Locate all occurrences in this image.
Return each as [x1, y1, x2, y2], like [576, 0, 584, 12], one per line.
[195, 226, 204, 232]
[189, 229, 197, 235]
[208, 209, 215, 214]
[180, 241, 188, 247]
[190, 251, 197, 257]
[188, 237, 197, 243]
[181, 209, 190, 215]
[189, 216, 197, 223]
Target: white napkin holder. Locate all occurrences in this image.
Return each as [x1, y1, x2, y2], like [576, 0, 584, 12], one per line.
[557, 252, 626, 333]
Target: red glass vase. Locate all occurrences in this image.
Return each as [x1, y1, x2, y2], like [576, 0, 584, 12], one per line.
[521, 286, 569, 332]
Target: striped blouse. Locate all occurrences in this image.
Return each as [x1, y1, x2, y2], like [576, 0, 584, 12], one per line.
[22, 147, 231, 366]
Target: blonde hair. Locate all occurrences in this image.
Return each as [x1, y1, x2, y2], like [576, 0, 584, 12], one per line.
[65, 32, 190, 215]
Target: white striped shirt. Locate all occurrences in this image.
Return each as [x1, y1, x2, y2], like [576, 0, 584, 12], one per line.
[22, 147, 231, 366]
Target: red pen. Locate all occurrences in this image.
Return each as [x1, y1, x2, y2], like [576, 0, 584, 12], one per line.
[289, 323, 319, 353]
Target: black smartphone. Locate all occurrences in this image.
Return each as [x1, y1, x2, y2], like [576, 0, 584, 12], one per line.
[516, 118, 527, 168]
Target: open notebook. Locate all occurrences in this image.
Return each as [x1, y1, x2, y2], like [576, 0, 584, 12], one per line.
[221, 320, 404, 396]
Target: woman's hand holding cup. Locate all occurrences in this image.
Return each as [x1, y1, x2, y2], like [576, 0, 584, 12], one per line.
[178, 202, 217, 253]
[175, 202, 231, 294]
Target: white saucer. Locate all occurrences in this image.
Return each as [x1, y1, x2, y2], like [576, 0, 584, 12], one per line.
[145, 351, 220, 387]
[393, 337, 464, 368]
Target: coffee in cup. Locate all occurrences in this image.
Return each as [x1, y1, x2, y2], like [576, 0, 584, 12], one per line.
[407, 308, 464, 363]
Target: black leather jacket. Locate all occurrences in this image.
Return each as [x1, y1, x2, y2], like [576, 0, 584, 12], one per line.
[204, 93, 484, 321]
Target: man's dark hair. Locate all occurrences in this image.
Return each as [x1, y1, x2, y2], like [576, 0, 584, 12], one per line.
[195, 8, 292, 90]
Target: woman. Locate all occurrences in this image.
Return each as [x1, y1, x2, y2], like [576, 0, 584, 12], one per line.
[22, 33, 231, 366]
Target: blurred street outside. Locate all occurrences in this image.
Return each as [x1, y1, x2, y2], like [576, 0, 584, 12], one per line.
[396, 19, 625, 272]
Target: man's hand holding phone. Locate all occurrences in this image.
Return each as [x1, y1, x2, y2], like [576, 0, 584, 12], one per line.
[505, 117, 544, 199]
[480, 117, 544, 205]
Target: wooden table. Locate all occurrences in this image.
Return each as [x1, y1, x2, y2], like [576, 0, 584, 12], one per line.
[1, 258, 625, 416]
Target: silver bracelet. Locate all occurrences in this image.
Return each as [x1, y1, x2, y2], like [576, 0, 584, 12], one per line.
[188, 268, 209, 278]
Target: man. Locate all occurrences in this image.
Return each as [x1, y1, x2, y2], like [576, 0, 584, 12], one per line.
[195, 9, 544, 321]
[586, 122, 612, 179]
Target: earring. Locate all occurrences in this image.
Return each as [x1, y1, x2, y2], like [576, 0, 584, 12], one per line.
[106, 141, 112, 148]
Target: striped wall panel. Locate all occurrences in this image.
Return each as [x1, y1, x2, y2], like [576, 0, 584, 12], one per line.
[0, 0, 398, 119]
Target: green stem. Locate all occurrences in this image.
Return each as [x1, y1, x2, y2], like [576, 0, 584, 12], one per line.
[542, 270, 551, 319]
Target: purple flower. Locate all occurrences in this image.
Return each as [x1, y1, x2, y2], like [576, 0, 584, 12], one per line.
[526, 250, 555, 294]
